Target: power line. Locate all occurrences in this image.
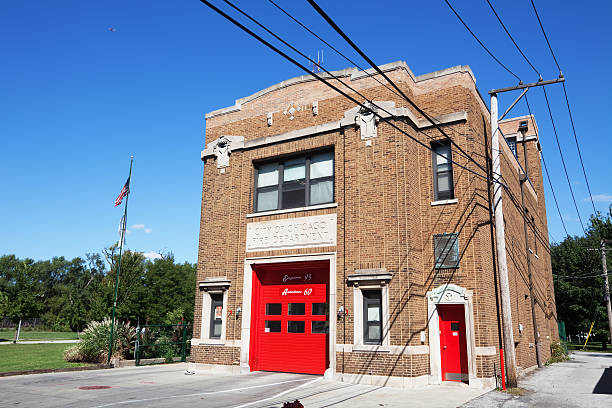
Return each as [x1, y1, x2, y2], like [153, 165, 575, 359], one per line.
[443, 0, 521, 81]
[485, 0, 541, 79]
[528, 0, 598, 217]
[541, 86, 586, 234]
[524, 95, 570, 238]
[268, 0, 486, 172]
[529, 0, 561, 72]
[305, 0, 489, 177]
[197, 0, 492, 185]
[484, 0, 587, 235]
[443, 0, 570, 243]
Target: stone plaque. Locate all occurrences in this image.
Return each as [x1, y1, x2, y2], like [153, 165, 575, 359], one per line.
[246, 214, 337, 252]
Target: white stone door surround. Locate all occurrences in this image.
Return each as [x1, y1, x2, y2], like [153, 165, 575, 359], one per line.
[241, 253, 337, 378]
[427, 283, 479, 386]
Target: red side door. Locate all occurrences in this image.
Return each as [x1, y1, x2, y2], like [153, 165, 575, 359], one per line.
[439, 304, 468, 383]
[250, 261, 329, 375]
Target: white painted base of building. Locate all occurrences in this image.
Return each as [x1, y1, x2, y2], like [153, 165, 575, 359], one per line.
[192, 363, 242, 376]
[336, 373, 429, 388]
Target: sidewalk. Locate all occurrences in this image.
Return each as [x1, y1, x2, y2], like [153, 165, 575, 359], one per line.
[462, 351, 612, 407]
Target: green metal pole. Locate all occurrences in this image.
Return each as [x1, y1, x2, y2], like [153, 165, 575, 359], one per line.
[181, 324, 187, 362]
[107, 156, 133, 365]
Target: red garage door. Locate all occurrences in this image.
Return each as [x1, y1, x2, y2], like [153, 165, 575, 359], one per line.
[249, 260, 329, 375]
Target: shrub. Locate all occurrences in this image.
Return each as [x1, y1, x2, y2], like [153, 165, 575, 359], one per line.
[65, 318, 135, 363]
[546, 340, 569, 364]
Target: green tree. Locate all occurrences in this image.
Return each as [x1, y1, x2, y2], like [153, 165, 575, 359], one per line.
[553, 207, 612, 345]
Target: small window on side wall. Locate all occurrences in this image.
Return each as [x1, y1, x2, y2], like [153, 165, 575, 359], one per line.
[432, 142, 454, 201]
[209, 293, 223, 339]
[434, 233, 460, 269]
[362, 290, 382, 345]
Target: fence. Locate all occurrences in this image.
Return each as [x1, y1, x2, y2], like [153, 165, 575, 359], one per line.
[134, 323, 190, 366]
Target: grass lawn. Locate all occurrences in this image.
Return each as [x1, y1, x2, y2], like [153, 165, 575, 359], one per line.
[0, 343, 94, 373]
[566, 341, 612, 353]
[0, 329, 79, 342]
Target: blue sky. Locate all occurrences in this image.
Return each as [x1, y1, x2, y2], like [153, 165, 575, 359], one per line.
[1, 1, 610, 263]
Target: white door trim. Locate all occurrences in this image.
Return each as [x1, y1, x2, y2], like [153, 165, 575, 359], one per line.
[426, 284, 477, 385]
[240, 253, 337, 378]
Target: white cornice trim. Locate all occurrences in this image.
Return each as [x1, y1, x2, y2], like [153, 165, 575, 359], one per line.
[201, 106, 467, 160]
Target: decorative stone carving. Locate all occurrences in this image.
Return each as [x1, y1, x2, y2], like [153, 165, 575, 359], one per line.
[312, 101, 318, 116]
[206, 136, 244, 170]
[355, 104, 378, 140]
[267, 112, 273, 126]
[282, 102, 305, 121]
[428, 283, 468, 304]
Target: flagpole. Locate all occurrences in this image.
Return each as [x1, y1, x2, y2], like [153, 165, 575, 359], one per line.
[107, 156, 133, 365]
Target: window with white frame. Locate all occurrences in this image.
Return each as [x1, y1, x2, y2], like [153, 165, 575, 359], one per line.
[362, 290, 383, 345]
[434, 233, 460, 269]
[347, 269, 392, 348]
[432, 141, 454, 201]
[254, 150, 334, 212]
[199, 279, 230, 342]
[209, 293, 223, 339]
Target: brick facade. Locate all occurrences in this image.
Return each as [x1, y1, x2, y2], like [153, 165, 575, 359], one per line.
[192, 61, 558, 387]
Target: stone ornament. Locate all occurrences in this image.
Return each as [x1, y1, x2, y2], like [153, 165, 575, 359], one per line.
[267, 112, 273, 126]
[355, 104, 378, 140]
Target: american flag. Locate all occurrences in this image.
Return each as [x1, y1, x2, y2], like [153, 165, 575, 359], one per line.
[114, 177, 130, 207]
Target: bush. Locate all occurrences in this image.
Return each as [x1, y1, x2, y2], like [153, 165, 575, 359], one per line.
[64, 318, 135, 363]
[546, 340, 569, 364]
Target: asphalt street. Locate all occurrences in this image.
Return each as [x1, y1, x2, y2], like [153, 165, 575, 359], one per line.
[0, 363, 485, 408]
[462, 351, 612, 407]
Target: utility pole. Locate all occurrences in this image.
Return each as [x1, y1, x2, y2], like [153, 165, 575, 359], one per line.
[491, 93, 518, 388]
[600, 239, 612, 343]
[489, 76, 564, 387]
[518, 121, 542, 368]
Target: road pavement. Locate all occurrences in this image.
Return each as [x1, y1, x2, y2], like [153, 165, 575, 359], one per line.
[0, 363, 486, 408]
[463, 351, 612, 407]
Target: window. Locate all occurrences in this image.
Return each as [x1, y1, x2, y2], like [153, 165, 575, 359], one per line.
[288, 321, 305, 333]
[312, 303, 328, 316]
[288, 303, 305, 315]
[265, 320, 281, 333]
[209, 293, 223, 339]
[363, 290, 382, 345]
[506, 137, 518, 158]
[266, 303, 282, 315]
[432, 142, 454, 201]
[254, 150, 334, 212]
[312, 321, 329, 334]
[434, 233, 460, 269]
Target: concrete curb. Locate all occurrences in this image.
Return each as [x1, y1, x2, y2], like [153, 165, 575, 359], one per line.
[0, 364, 111, 378]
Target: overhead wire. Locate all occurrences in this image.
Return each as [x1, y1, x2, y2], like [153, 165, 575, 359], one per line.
[268, 0, 487, 173]
[541, 87, 586, 233]
[442, 0, 571, 244]
[485, 0, 541, 79]
[198, 0, 493, 185]
[524, 95, 570, 237]
[305, 0, 489, 177]
[484, 0, 588, 236]
[528, 0, 598, 217]
[443, 0, 521, 82]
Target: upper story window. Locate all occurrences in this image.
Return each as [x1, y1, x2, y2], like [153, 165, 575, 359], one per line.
[254, 150, 334, 212]
[432, 142, 454, 201]
[506, 137, 518, 158]
[434, 233, 460, 269]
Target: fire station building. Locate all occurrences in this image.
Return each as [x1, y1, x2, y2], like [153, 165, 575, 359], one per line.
[191, 61, 559, 388]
